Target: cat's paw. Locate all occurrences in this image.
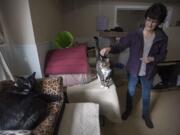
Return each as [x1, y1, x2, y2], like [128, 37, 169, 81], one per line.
[104, 87, 109, 90]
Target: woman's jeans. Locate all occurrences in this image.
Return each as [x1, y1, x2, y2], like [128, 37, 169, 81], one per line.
[127, 74, 153, 117]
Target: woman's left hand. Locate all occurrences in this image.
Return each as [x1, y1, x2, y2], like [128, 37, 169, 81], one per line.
[140, 57, 154, 64]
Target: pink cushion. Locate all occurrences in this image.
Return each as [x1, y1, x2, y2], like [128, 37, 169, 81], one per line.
[45, 45, 88, 75]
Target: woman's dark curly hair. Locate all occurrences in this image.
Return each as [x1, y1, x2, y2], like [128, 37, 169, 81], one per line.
[145, 3, 167, 24]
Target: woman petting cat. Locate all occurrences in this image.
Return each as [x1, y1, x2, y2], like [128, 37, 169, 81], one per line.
[100, 3, 168, 128]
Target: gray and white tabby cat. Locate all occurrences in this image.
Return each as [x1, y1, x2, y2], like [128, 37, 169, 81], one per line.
[94, 36, 112, 89]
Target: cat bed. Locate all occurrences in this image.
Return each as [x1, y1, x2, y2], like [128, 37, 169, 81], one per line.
[45, 45, 89, 75]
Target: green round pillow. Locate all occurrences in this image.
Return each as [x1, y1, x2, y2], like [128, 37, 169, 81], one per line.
[54, 31, 74, 48]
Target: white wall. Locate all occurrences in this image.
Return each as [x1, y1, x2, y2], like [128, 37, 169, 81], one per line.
[1, 0, 35, 44]
[0, 0, 42, 78]
[29, 0, 63, 43]
[1, 0, 63, 79]
[117, 10, 145, 32]
[164, 27, 180, 61]
[62, 1, 180, 36]
[0, 50, 8, 80]
[29, 0, 63, 75]
[169, 5, 180, 26]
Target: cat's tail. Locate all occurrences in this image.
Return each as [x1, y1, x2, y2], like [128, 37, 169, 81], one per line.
[94, 36, 111, 61]
[94, 36, 103, 60]
[94, 36, 100, 51]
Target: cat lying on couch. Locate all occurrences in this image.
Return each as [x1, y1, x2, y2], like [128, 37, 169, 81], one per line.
[0, 72, 59, 131]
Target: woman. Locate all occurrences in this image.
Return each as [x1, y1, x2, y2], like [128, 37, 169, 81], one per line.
[100, 3, 168, 128]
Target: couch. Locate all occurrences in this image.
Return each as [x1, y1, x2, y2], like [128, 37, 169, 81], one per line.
[0, 76, 65, 135]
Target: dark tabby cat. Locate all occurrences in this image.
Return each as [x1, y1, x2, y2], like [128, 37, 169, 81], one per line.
[94, 36, 112, 89]
[0, 72, 50, 130]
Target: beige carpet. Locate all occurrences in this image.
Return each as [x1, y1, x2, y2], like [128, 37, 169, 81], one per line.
[101, 73, 180, 135]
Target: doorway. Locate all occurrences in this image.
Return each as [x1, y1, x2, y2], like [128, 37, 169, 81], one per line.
[114, 4, 173, 32]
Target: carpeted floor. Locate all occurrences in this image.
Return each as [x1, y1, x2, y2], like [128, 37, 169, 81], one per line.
[101, 72, 180, 135]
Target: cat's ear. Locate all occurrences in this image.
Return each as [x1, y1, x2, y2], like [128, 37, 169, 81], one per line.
[32, 72, 36, 78]
[28, 72, 36, 80]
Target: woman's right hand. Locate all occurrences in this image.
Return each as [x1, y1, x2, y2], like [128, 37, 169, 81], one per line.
[100, 47, 111, 56]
